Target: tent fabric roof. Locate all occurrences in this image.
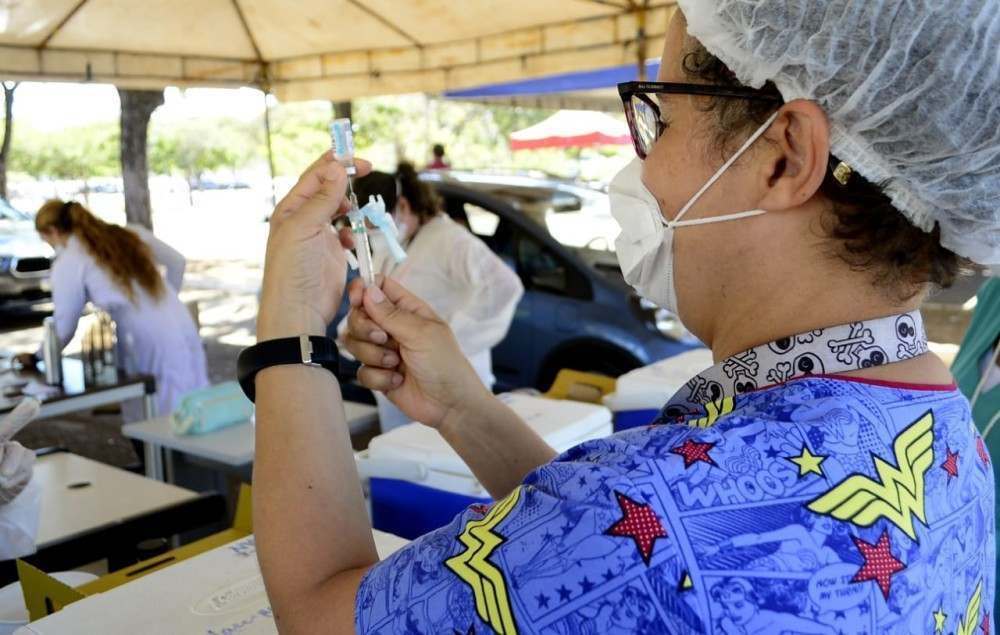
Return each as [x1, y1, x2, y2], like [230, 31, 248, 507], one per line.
[0, 0, 675, 102]
[444, 60, 660, 112]
[509, 110, 630, 150]
[446, 60, 659, 98]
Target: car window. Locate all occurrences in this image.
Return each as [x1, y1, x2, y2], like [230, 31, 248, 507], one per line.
[515, 231, 591, 300]
[464, 204, 500, 238]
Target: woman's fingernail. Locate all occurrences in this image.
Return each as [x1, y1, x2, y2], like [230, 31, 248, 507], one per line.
[391, 373, 403, 387]
[382, 353, 399, 366]
[368, 286, 386, 304]
[370, 330, 387, 344]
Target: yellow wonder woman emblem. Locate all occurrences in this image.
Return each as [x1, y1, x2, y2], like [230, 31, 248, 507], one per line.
[445, 487, 522, 634]
[807, 410, 934, 540]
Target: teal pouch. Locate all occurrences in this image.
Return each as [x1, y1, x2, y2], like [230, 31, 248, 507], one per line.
[172, 381, 254, 436]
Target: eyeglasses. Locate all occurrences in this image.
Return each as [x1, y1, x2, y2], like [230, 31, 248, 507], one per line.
[618, 81, 783, 159]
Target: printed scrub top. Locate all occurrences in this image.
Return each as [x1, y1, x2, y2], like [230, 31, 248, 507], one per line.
[355, 377, 995, 634]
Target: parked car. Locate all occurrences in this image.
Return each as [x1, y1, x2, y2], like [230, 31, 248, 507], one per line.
[331, 178, 701, 394]
[0, 198, 52, 310]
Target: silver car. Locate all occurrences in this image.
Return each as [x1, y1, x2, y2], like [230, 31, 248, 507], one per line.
[0, 198, 52, 308]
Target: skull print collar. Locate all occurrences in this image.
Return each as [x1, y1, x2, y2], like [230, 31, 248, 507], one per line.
[662, 311, 928, 418]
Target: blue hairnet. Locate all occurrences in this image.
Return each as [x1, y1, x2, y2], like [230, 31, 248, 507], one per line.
[676, 0, 1000, 265]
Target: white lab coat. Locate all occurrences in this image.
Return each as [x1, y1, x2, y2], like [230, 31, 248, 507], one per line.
[45, 233, 208, 421]
[127, 223, 186, 292]
[344, 214, 524, 432]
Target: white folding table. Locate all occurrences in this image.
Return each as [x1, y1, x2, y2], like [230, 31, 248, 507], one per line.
[122, 401, 378, 481]
[15, 530, 408, 634]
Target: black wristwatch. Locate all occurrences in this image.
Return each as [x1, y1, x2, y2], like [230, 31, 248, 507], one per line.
[237, 335, 341, 403]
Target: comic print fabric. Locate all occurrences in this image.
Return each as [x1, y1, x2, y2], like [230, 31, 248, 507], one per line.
[356, 314, 992, 634]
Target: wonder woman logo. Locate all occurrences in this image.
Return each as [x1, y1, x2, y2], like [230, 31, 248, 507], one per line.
[445, 487, 522, 634]
[807, 411, 933, 540]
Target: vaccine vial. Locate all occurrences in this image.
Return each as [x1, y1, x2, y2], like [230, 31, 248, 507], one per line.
[330, 118, 357, 176]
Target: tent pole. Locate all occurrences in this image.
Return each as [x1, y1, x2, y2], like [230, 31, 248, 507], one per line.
[626, 0, 649, 80]
[262, 87, 277, 208]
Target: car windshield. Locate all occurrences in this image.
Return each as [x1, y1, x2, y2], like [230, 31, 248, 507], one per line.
[0, 199, 29, 222]
[427, 173, 619, 253]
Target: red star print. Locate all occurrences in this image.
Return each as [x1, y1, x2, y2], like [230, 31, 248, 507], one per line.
[850, 529, 905, 599]
[982, 611, 991, 635]
[605, 491, 667, 565]
[941, 448, 959, 481]
[978, 437, 990, 466]
[670, 438, 717, 468]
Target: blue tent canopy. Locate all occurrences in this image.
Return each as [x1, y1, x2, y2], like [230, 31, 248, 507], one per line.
[445, 61, 660, 98]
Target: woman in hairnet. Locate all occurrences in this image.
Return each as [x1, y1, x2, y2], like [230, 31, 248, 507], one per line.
[245, 1, 999, 632]
[336, 162, 523, 432]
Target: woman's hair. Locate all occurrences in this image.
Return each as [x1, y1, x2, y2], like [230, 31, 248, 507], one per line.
[681, 39, 966, 298]
[395, 162, 439, 223]
[354, 163, 439, 224]
[36, 200, 166, 303]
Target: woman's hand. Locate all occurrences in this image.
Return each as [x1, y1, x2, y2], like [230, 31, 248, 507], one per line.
[258, 152, 371, 341]
[13, 354, 36, 370]
[343, 276, 493, 429]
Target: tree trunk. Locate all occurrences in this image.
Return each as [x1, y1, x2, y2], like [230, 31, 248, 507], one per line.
[0, 82, 18, 200]
[332, 101, 352, 121]
[119, 89, 164, 229]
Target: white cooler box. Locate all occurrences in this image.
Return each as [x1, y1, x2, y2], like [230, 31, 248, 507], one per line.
[603, 348, 713, 431]
[356, 393, 611, 539]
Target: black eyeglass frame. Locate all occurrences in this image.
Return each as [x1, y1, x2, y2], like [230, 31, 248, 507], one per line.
[618, 81, 783, 159]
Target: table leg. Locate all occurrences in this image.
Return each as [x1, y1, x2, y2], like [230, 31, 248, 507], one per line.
[164, 448, 176, 484]
[144, 442, 164, 481]
[142, 394, 158, 420]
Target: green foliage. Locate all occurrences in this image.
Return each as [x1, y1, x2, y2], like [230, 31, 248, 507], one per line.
[8, 93, 631, 185]
[266, 102, 330, 176]
[10, 123, 120, 180]
[149, 117, 258, 184]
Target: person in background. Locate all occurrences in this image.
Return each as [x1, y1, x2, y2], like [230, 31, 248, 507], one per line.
[426, 143, 450, 170]
[338, 162, 523, 431]
[125, 221, 186, 292]
[16, 200, 207, 420]
[0, 398, 41, 560]
[952, 275, 1000, 618]
[953, 276, 1000, 434]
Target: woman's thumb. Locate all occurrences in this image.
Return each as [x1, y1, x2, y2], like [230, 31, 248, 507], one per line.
[362, 285, 428, 343]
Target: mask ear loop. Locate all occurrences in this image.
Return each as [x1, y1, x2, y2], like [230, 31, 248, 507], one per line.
[668, 110, 781, 229]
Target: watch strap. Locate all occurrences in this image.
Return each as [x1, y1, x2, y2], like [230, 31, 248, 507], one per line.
[237, 335, 340, 403]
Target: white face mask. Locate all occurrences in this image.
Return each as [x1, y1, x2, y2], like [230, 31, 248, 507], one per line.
[609, 111, 779, 316]
[395, 219, 410, 243]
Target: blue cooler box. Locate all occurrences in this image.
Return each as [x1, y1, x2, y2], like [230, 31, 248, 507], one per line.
[603, 348, 713, 431]
[358, 393, 612, 539]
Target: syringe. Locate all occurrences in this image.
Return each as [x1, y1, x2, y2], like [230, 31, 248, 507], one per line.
[331, 118, 376, 287]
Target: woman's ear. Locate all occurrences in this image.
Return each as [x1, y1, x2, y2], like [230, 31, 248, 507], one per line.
[757, 99, 830, 211]
[395, 196, 413, 221]
[397, 196, 410, 214]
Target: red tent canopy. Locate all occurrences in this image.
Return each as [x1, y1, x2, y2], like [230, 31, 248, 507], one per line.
[510, 110, 630, 151]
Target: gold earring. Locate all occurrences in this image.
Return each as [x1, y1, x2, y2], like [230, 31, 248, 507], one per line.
[833, 161, 853, 186]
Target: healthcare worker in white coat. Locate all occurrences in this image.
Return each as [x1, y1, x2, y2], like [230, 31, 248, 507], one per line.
[0, 399, 41, 560]
[338, 163, 523, 431]
[17, 200, 207, 420]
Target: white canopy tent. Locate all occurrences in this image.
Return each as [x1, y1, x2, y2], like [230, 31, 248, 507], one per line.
[0, 0, 674, 101]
